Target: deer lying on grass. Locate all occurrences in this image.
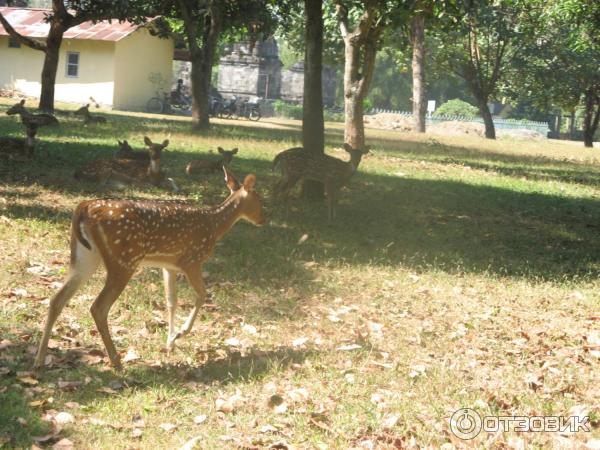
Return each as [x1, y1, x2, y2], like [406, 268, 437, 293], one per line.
[74, 136, 178, 191]
[186, 147, 238, 175]
[75, 104, 107, 124]
[114, 140, 150, 161]
[272, 143, 370, 220]
[0, 122, 37, 159]
[34, 168, 266, 369]
[6, 99, 59, 127]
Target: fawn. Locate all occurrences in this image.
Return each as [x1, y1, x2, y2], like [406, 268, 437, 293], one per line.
[75, 104, 107, 124]
[186, 147, 238, 175]
[0, 122, 37, 159]
[6, 99, 59, 127]
[74, 136, 178, 191]
[272, 143, 370, 220]
[114, 140, 150, 161]
[34, 168, 266, 369]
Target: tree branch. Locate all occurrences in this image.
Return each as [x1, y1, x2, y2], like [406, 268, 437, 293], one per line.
[0, 11, 47, 51]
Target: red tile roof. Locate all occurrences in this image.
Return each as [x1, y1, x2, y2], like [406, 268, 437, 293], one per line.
[0, 7, 146, 42]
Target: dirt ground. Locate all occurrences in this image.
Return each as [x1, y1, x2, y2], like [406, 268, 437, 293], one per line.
[364, 113, 547, 140]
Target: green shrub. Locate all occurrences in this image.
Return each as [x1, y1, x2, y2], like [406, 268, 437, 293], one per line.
[273, 100, 343, 122]
[272, 100, 303, 120]
[433, 99, 479, 118]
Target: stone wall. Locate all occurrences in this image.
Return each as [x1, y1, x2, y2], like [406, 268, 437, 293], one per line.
[280, 62, 337, 106]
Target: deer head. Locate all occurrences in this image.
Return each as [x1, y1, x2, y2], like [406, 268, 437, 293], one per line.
[218, 147, 238, 166]
[6, 99, 26, 116]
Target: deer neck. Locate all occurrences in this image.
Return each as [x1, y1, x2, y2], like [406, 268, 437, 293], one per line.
[149, 159, 161, 174]
[207, 192, 245, 241]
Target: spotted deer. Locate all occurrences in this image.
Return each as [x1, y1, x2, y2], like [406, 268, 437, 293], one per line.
[0, 122, 37, 159]
[6, 99, 59, 127]
[34, 168, 266, 369]
[114, 140, 150, 161]
[75, 104, 107, 124]
[74, 137, 178, 191]
[272, 143, 370, 220]
[186, 147, 238, 175]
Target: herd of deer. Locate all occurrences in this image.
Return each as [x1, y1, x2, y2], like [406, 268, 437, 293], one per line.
[1, 99, 370, 370]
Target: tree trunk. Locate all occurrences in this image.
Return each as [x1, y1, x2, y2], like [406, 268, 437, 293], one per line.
[190, 50, 211, 130]
[301, 0, 325, 199]
[569, 110, 576, 140]
[342, 40, 367, 149]
[477, 98, 496, 139]
[38, 22, 65, 112]
[410, 11, 426, 133]
[582, 90, 600, 148]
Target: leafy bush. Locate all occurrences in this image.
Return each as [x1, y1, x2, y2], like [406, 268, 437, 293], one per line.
[433, 99, 479, 118]
[273, 100, 343, 122]
[273, 100, 303, 120]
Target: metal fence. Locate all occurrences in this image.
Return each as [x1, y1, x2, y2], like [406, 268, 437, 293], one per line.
[369, 109, 550, 135]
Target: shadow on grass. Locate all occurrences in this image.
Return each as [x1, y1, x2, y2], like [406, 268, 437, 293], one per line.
[0, 331, 313, 448]
[3, 113, 600, 284]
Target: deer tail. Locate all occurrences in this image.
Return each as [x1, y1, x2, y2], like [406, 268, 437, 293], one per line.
[72, 203, 92, 250]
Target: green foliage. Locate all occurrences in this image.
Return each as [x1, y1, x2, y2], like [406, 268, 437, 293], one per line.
[273, 100, 303, 120]
[433, 99, 479, 118]
[272, 100, 343, 122]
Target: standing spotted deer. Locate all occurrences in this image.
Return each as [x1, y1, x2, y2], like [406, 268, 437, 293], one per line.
[34, 168, 266, 370]
[186, 147, 238, 175]
[74, 137, 178, 191]
[272, 143, 370, 220]
[6, 99, 59, 127]
[75, 104, 107, 124]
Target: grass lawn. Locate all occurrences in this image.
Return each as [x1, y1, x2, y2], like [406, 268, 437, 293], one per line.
[1, 98, 599, 449]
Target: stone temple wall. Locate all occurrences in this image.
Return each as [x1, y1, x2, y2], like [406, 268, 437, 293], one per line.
[217, 39, 336, 105]
[280, 62, 337, 106]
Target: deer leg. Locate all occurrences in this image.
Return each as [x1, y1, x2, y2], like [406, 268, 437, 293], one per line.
[34, 242, 101, 368]
[170, 266, 207, 344]
[163, 269, 179, 352]
[90, 269, 134, 369]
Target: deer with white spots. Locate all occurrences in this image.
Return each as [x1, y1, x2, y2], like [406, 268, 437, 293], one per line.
[74, 136, 178, 191]
[272, 143, 370, 220]
[186, 147, 238, 175]
[34, 168, 266, 370]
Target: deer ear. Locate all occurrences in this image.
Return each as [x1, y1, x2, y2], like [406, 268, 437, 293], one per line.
[124, 140, 129, 145]
[162, 139, 169, 147]
[117, 140, 122, 145]
[243, 174, 256, 192]
[343, 143, 353, 153]
[20, 99, 25, 105]
[232, 148, 238, 154]
[223, 167, 240, 192]
[218, 147, 224, 154]
[144, 136, 152, 146]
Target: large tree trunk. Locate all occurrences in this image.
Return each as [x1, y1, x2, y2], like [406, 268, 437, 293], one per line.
[190, 51, 211, 130]
[336, 2, 380, 150]
[410, 11, 426, 133]
[181, 2, 221, 130]
[38, 22, 65, 112]
[477, 98, 496, 139]
[582, 89, 600, 148]
[301, 0, 325, 199]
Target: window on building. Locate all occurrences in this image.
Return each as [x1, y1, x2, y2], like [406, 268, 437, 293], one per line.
[66, 52, 79, 77]
[8, 37, 21, 48]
